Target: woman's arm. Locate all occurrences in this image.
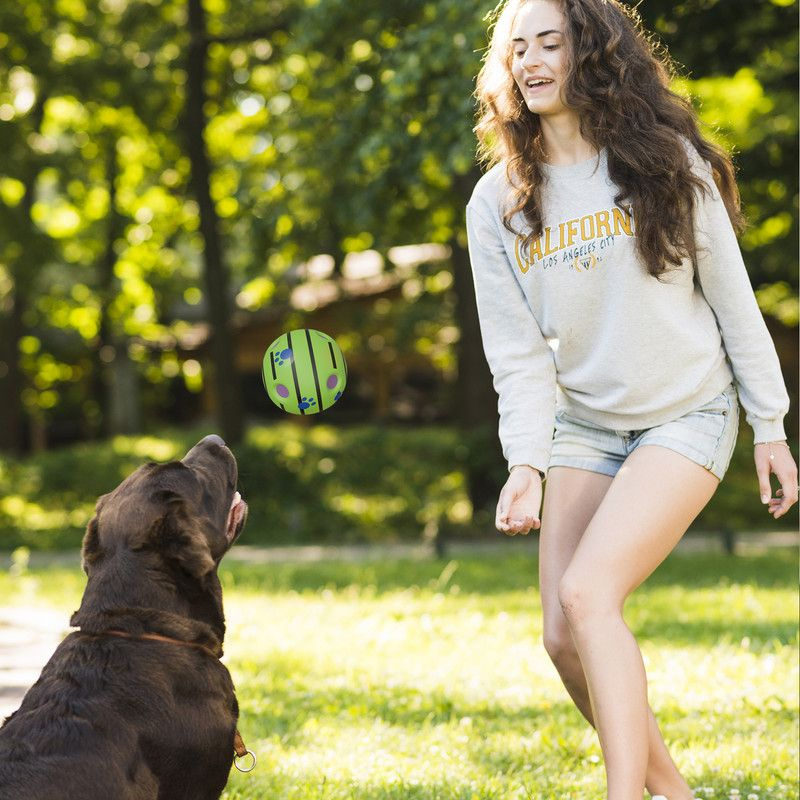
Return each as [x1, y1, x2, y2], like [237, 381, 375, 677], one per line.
[687, 145, 797, 517]
[688, 149, 790, 444]
[465, 201, 557, 476]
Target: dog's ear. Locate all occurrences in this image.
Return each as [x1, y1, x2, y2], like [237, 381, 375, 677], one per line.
[151, 491, 215, 580]
[80, 515, 103, 574]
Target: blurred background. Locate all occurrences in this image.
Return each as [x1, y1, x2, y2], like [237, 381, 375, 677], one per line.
[0, 0, 797, 552]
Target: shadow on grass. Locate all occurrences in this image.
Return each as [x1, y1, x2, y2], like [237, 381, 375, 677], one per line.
[220, 556, 540, 597]
[645, 549, 797, 589]
[220, 549, 797, 597]
[632, 618, 797, 649]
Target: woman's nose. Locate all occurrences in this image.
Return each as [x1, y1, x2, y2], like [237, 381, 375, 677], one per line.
[521, 51, 541, 70]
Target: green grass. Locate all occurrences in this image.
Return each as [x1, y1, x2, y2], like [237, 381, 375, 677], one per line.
[1, 549, 797, 799]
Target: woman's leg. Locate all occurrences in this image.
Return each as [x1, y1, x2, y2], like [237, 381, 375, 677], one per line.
[541, 465, 694, 798]
[557, 445, 719, 799]
[540, 465, 694, 798]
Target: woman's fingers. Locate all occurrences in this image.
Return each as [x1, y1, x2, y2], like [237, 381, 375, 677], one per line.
[501, 514, 540, 535]
[496, 470, 543, 534]
[756, 465, 773, 506]
[495, 485, 515, 530]
[754, 445, 798, 519]
[496, 512, 525, 533]
[770, 460, 798, 517]
[772, 483, 798, 519]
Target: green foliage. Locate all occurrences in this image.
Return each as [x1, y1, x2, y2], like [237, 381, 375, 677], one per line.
[0, 423, 795, 551]
[0, 423, 467, 549]
[756, 281, 799, 327]
[645, 0, 799, 292]
[1, 550, 797, 798]
[0, 0, 796, 444]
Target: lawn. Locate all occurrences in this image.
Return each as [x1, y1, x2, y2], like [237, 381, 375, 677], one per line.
[1, 548, 797, 799]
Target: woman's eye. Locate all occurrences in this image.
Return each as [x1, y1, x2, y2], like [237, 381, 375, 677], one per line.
[544, 45, 559, 50]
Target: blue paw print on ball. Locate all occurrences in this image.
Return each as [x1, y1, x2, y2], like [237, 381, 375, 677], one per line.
[274, 348, 293, 367]
[298, 396, 317, 410]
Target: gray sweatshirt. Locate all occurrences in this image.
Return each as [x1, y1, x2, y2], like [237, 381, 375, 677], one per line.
[465, 140, 790, 475]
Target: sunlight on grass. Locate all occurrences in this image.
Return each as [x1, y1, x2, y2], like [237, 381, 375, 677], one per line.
[0, 550, 796, 799]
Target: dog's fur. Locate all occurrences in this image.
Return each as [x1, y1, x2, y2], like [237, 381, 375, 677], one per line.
[0, 435, 248, 800]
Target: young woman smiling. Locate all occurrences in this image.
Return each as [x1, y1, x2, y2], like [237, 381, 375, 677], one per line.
[465, 1, 798, 798]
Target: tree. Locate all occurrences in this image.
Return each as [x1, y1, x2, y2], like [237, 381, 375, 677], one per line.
[186, 0, 243, 443]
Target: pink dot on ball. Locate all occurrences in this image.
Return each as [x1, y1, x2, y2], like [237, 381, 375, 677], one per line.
[276, 384, 290, 398]
[326, 374, 339, 389]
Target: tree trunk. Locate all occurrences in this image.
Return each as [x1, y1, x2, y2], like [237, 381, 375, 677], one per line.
[185, 0, 243, 444]
[0, 278, 26, 454]
[0, 94, 49, 455]
[94, 139, 142, 438]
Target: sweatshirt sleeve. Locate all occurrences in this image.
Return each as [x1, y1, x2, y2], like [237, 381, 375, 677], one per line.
[689, 149, 790, 443]
[465, 201, 557, 474]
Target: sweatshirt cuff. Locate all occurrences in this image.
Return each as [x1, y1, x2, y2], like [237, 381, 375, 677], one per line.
[506, 446, 550, 479]
[751, 417, 787, 444]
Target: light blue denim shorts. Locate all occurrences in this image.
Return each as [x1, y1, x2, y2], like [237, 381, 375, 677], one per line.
[548, 382, 740, 481]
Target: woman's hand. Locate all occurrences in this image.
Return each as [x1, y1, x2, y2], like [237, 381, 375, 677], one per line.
[754, 441, 798, 520]
[496, 465, 543, 535]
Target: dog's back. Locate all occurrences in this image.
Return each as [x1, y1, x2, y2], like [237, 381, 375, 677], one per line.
[0, 435, 248, 800]
[0, 630, 236, 800]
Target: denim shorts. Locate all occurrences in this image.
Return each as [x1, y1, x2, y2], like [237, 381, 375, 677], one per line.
[548, 382, 740, 481]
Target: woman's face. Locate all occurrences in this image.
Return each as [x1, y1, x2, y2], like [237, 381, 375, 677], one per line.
[510, 0, 569, 116]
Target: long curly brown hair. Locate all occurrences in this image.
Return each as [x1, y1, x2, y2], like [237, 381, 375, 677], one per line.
[474, 0, 747, 280]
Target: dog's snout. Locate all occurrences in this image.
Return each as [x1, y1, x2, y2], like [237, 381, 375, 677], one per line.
[182, 434, 230, 466]
[182, 434, 237, 488]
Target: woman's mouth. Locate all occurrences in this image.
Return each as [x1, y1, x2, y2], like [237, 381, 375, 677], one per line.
[525, 79, 554, 93]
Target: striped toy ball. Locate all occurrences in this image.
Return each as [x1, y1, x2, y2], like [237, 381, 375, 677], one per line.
[262, 329, 347, 415]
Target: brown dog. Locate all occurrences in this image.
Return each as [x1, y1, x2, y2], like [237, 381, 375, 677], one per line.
[0, 434, 249, 800]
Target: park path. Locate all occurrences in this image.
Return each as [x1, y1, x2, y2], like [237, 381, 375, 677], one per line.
[1, 531, 796, 722]
[0, 606, 68, 721]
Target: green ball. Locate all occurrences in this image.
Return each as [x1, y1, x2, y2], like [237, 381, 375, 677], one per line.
[262, 328, 347, 415]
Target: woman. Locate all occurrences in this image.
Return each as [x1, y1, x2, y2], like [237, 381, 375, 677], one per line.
[465, 1, 798, 798]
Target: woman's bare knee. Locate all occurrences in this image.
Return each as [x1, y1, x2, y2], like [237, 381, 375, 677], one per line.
[558, 570, 620, 628]
[542, 618, 576, 665]
[557, 573, 586, 625]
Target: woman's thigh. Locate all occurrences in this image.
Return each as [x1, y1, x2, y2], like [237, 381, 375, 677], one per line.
[563, 445, 720, 609]
[539, 466, 614, 633]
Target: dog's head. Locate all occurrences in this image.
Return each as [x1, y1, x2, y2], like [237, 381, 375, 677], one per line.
[79, 434, 247, 589]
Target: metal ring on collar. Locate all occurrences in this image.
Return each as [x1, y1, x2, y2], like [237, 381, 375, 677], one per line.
[234, 749, 257, 773]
